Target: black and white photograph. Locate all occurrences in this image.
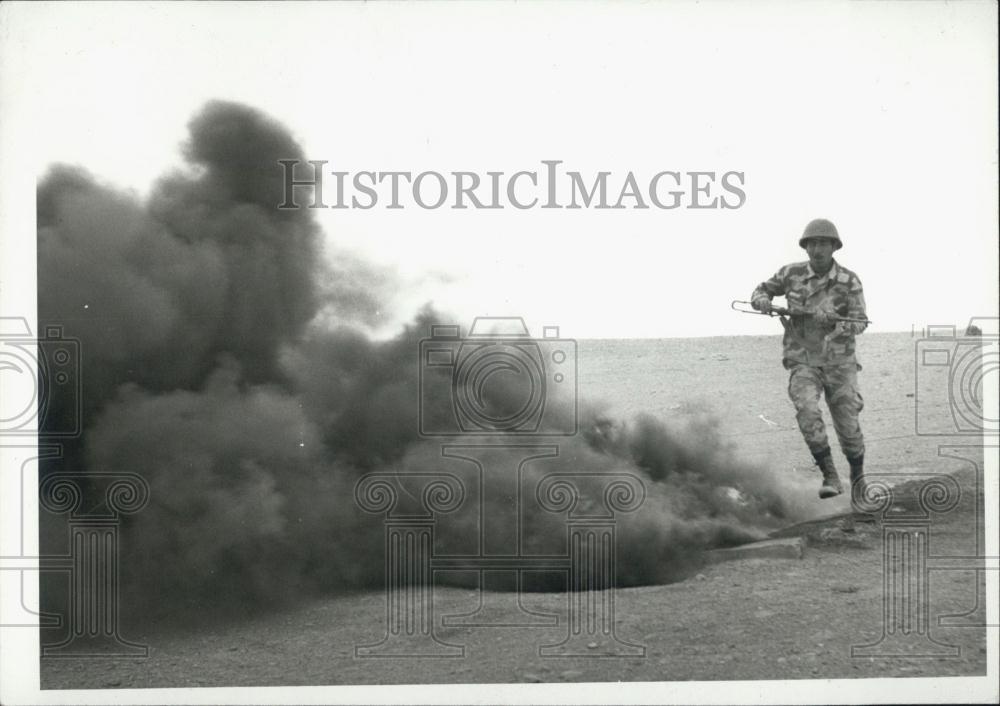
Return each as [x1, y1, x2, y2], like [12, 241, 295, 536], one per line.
[0, 2, 997, 704]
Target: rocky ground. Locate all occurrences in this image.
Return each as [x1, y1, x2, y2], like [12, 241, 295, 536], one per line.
[40, 464, 988, 689]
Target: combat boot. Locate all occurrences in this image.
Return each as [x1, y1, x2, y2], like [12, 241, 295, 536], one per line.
[814, 450, 843, 499]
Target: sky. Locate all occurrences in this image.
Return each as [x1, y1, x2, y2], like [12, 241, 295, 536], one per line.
[2, 0, 997, 341]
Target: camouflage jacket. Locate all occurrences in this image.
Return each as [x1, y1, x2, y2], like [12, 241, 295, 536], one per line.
[752, 259, 867, 368]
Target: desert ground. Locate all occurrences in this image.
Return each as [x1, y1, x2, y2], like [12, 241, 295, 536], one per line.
[39, 332, 989, 688]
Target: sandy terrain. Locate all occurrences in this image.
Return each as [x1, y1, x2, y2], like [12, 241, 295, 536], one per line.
[39, 332, 990, 688]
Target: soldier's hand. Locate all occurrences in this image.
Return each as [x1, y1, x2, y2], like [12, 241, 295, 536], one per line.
[812, 309, 833, 327]
[752, 297, 772, 314]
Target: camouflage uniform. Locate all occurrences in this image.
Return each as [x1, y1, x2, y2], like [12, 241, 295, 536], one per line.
[752, 260, 867, 460]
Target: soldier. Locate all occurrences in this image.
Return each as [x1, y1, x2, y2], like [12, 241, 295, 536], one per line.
[751, 218, 868, 506]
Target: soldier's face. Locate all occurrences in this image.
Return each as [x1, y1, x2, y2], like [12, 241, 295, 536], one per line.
[805, 238, 835, 271]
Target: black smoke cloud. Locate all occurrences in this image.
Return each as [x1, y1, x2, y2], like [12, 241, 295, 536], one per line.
[38, 101, 816, 619]
[40, 102, 323, 393]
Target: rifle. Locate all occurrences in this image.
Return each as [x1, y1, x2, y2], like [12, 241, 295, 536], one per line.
[730, 300, 872, 325]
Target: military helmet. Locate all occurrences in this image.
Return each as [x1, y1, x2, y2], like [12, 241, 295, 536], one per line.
[799, 218, 842, 250]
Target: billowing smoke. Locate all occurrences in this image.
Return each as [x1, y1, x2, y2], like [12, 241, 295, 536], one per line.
[38, 101, 816, 620]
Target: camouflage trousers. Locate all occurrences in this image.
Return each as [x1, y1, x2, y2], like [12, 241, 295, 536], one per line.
[787, 363, 865, 460]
